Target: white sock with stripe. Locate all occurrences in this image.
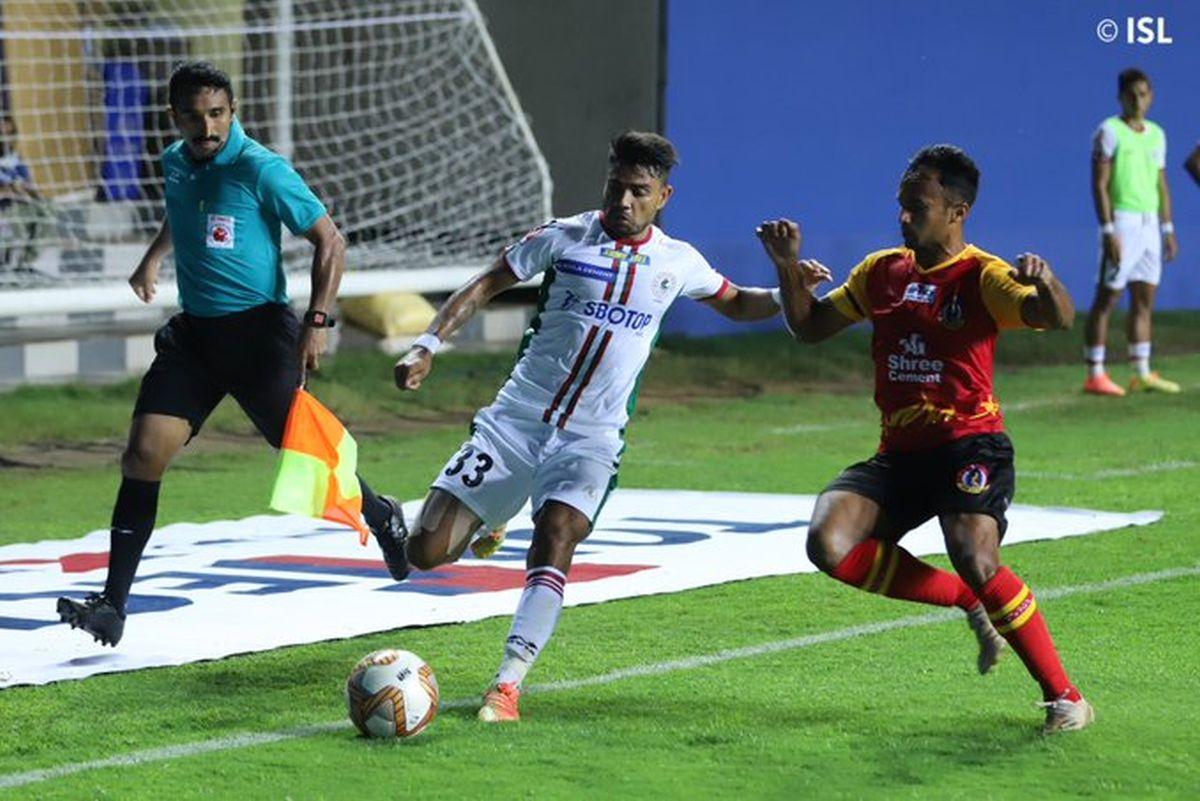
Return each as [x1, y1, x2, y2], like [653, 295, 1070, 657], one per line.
[495, 565, 567, 687]
[1084, 345, 1106, 378]
[1129, 341, 1151, 377]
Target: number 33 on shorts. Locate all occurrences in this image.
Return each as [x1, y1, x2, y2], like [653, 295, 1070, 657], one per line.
[443, 445, 494, 488]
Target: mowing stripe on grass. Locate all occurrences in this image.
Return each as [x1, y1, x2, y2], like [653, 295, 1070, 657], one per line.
[2, 563, 1197, 791]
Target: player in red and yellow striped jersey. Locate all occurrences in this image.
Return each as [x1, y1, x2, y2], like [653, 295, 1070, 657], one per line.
[759, 145, 1093, 734]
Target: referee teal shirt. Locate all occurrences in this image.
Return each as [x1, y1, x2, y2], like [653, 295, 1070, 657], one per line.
[162, 117, 327, 316]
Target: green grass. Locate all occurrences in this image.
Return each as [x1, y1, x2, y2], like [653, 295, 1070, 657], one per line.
[1, 309, 1194, 449]
[1, 325, 1198, 799]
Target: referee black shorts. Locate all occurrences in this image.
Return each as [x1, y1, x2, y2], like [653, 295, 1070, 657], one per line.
[823, 432, 1016, 539]
[133, 303, 302, 447]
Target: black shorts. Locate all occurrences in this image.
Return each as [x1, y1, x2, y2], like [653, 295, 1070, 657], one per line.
[824, 433, 1016, 538]
[133, 303, 301, 446]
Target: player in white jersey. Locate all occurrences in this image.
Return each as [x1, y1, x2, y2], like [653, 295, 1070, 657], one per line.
[392, 132, 786, 723]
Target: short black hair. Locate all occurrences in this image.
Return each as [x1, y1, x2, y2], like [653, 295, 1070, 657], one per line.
[903, 144, 980, 207]
[168, 61, 234, 109]
[1118, 68, 1151, 94]
[608, 131, 678, 179]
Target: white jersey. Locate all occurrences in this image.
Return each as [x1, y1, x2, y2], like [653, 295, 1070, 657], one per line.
[495, 210, 729, 434]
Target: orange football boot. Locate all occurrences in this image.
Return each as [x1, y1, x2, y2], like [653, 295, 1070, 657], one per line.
[1083, 373, 1126, 396]
[478, 682, 521, 723]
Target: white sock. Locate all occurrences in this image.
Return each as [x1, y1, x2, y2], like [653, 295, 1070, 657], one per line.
[495, 565, 566, 687]
[1084, 345, 1106, 378]
[1129, 342, 1151, 377]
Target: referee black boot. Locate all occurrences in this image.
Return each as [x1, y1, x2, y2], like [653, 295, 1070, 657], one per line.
[57, 592, 125, 647]
[371, 495, 410, 581]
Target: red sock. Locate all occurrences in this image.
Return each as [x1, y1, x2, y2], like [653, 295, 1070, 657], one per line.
[979, 567, 1080, 702]
[831, 538, 978, 610]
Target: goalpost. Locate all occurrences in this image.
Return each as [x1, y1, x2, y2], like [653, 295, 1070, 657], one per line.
[0, 0, 551, 316]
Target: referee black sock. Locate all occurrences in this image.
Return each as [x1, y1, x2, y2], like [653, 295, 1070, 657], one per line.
[103, 477, 160, 614]
[357, 476, 389, 532]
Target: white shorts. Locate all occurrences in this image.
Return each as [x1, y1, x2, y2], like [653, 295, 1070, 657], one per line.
[1100, 210, 1161, 290]
[430, 403, 622, 529]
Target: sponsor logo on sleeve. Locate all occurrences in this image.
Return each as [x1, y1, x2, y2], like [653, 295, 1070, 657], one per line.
[206, 214, 235, 249]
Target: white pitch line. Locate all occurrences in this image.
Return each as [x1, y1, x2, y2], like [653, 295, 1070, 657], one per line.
[2, 563, 1197, 791]
[532, 563, 1200, 693]
[768, 421, 866, 435]
[765, 391, 1095, 435]
[1025, 460, 1196, 481]
[1003, 397, 1076, 413]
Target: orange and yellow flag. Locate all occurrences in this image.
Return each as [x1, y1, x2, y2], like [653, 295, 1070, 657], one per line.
[270, 389, 370, 543]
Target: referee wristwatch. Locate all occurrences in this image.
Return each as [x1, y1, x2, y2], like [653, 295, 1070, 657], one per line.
[303, 309, 336, 328]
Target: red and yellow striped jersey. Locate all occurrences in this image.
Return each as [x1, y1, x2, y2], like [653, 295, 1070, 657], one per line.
[826, 245, 1037, 453]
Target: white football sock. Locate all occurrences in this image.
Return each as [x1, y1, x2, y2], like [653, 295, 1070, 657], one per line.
[1084, 345, 1106, 378]
[495, 565, 566, 687]
[1129, 342, 1151, 377]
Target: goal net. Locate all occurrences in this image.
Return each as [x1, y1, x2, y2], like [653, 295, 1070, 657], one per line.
[0, 0, 550, 314]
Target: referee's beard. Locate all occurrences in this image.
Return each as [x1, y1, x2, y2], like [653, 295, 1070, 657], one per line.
[188, 136, 225, 161]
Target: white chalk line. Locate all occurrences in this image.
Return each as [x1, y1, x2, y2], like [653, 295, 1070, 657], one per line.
[768, 421, 866, 435]
[680, 370, 1198, 438]
[764, 389, 1146, 436]
[1004, 397, 1076, 413]
[1025, 460, 1196, 481]
[2, 563, 1197, 791]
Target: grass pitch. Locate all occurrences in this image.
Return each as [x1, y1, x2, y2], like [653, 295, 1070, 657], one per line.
[1, 318, 1198, 800]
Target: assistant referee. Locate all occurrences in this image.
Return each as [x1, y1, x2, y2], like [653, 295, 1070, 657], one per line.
[58, 62, 408, 647]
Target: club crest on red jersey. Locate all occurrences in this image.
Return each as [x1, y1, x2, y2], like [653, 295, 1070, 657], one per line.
[939, 293, 965, 330]
[955, 463, 990, 494]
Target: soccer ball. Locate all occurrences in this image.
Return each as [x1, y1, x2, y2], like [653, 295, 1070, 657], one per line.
[345, 649, 439, 738]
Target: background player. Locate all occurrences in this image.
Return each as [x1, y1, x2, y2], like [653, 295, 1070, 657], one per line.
[1186, 141, 1200, 187]
[56, 62, 407, 647]
[758, 145, 1093, 734]
[392, 131, 783, 723]
[1083, 68, 1180, 396]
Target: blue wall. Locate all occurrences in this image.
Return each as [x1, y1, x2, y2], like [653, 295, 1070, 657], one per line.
[664, 1, 1200, 335]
